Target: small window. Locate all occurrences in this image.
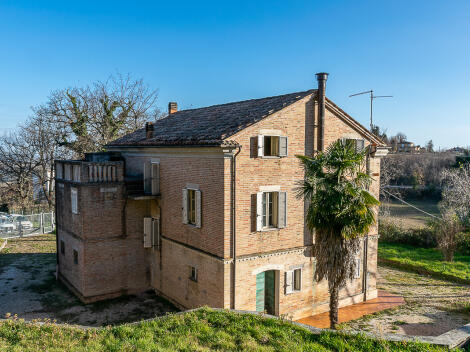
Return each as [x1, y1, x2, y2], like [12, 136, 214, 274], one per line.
[60, 240, 65, 255]
[293, 268, 302, 291]
[190, 266, 198, 282]
[262, 192, 279, 228]
[73, 250, 78, 265]
[187, 189, 197, 225]
[56, 163, 63, 180]
[258, 135, 288, 157]
[343, 139, 365, 153]
[71, 188, 78, 214]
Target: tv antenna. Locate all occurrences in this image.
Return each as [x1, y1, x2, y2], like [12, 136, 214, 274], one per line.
[349, 90, 393, 131]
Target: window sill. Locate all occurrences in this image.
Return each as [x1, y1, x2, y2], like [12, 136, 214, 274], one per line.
[258, 227, 281, 232]
[260, 156, 284, 159]
[189, 277, 198, 283]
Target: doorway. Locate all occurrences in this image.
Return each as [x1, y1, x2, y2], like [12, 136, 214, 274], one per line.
[256, 270, 279, 315]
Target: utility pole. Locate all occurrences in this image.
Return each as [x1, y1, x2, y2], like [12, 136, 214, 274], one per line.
[349, 90, 393, 131]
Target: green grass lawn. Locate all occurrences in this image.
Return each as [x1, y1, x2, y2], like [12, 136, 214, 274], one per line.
[380, 199, 439, 229]
[0, 308, 449, 352]
[379, 242, 470, 283]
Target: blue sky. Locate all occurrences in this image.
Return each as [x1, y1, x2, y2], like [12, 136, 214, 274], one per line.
[0, 0, 469, 149]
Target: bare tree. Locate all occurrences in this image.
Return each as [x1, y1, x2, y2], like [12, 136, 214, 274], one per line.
[440, 164, 470, 224]
[0, 131, 39, 212]
[23, 114, 72, 209]
[34, 73, 161, 157]
[431, 210, 463, 262]
[426, 140, 434, 153]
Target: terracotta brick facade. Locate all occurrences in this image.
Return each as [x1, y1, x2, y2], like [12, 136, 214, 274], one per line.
[56, 91, 386, 319]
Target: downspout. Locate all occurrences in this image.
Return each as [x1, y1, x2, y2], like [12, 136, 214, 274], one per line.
[231, 145, 242, 310]
[363, 150, 371, 301]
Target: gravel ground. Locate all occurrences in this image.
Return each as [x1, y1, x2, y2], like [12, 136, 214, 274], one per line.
[0, 235, 178, 326]
[341, 265, 470, 336]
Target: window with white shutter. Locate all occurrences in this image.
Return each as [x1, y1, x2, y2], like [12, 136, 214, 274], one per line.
[257, 135, 288, 158]
[285, 270, 293, 294]
[279, 136, 288, 157]
[71, 188, 78, 214]
[285, 268, 302, 294]
[183, 188, 201, 228]
[182, 189, 188, 224]
[143, 162, 151, 194]
[256, 191, 287, 230]
[151, 163, 160, 195]
[257, 135, 264, 157]
[143, 217, 152, 248]
[195, 190, 202, 228]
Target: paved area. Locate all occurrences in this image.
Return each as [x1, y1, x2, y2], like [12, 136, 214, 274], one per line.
[297, 290, 405, 328]
[340, 265, 470, 336]
[0, 235, 178, 326]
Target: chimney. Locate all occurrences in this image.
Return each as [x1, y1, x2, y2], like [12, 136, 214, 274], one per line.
[168, 102, 178, 115]
[316, 72, 329, 151]
[145, 122, 154, 139]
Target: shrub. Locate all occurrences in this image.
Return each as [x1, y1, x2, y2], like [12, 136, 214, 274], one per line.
[378, 220, 437, 248]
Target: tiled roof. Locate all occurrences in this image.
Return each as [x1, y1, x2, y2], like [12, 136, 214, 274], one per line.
[107, 90, 316, 147]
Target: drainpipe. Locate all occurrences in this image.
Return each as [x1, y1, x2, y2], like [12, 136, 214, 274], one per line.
[363, 151, 371, 301]
[315, 72, 329, 152]
[231, 145, 242, 310]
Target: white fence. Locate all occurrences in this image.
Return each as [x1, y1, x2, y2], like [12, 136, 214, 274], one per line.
[0, 212, 54, 239]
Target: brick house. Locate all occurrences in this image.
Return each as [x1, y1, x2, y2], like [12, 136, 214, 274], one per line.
[55, 73, 388, 320]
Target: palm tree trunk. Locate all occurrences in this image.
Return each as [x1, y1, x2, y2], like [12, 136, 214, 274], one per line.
[329, 284, 339, 329]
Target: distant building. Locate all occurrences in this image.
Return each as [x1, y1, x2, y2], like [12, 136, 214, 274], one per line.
[396, 141, 422, 153]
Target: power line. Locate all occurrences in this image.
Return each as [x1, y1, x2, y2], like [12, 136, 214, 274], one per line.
[382, 189, 441, 220]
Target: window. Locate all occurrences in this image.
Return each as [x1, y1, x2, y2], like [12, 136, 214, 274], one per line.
[285, 268, 302, 294]
[293, 268, 302, 291]
[72, 165, 80, 182]
[190, 266, 198, 282]
[188, 189, 196, 225]
[257, 135, 288, 157]
[262, 192, 278, 228]
[73, 250, 78, 265]
[354, 258, 361, 279]
[182, 188, 201, 228]
[143, 217, 160, 249]
[343, 138, 365, 153]
[60, 240, 65, 255]
[71, 188, 78, 214]
[256, 191, 287, 231]
[144, 161, 160, 195]
[64, 164, 71, 181]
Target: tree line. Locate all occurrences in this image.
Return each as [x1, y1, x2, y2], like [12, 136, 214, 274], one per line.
[0, 73, 161, 212]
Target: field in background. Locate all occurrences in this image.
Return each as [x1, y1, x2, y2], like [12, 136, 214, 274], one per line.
[380, 198, 440, 229]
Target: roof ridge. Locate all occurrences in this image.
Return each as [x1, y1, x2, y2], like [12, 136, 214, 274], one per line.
[172, 89, 316, 114]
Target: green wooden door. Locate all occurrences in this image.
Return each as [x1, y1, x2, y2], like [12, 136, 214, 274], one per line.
[256, 272, 265, 312]
[265, 270, 275, 315]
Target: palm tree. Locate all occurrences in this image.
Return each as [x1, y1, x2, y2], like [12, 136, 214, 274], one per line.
[296, 140, 379, 329]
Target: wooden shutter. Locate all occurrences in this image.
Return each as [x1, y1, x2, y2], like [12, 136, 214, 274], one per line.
[182, 189, 188, 224]
[143, 162, 151, 194]
[285, 271, 293, 294]
[257, 135, 264, 157]
[256, 192, 263, 231]
[151, 163, 160, 195]
[143, 217, 152, 248]
[195, 190, 202, 228]
[152, 218, 160, 249]
[279, 136, 288, 157]
[278, 191, 287, 228]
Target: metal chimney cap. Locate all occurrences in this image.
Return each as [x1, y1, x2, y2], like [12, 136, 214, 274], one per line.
[315, 72, 329, 81]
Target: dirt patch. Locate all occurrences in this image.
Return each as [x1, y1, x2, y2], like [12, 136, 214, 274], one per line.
[0, 235, 179, 326]
[341, 265, 470, 336]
